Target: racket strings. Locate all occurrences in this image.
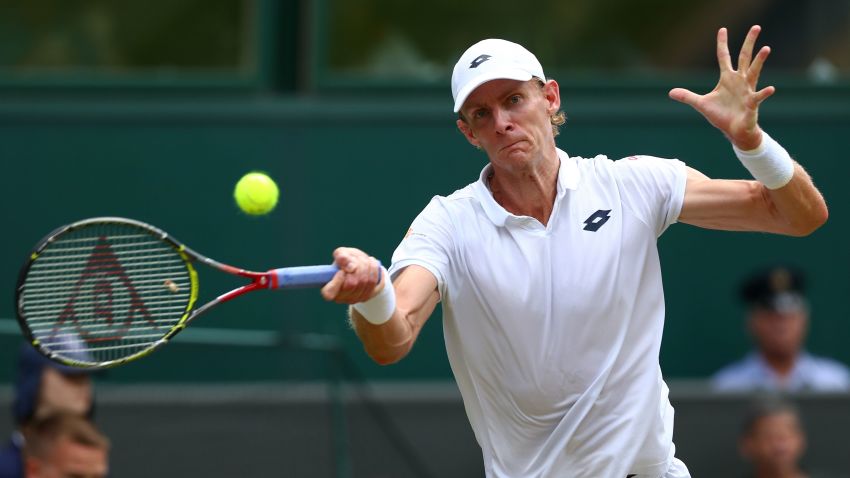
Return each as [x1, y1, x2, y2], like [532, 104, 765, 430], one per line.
[22, 282, 191, 304]
[29, 253, 188, 274]
[31, 239, 168, 257]
[21, 223, 194, 365]
[25, 273, 191, 293]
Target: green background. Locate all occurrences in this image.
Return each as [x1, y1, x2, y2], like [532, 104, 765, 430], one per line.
[0, 0, 848, 384]
[0, 89, 847, 383]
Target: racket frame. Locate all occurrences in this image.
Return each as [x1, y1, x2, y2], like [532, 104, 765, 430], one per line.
[15, 217, 334, 369]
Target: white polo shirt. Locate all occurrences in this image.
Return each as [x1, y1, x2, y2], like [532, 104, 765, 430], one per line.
[389, 149, 687, 477]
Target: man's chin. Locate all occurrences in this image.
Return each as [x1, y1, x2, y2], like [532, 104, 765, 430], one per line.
[500, 139, 530, 153]
[501, 145, 535, 162]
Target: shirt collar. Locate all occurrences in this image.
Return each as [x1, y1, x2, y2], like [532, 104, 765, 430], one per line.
[473, 148, 580, 227]
[557, 148, 580, 191]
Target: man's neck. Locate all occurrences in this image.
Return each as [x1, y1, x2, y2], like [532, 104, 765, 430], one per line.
[488, 151, 560, 225]
[762, 351, 799, 378]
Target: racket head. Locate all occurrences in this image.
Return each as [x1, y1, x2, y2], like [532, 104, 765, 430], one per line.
[16, 217, 199, 369]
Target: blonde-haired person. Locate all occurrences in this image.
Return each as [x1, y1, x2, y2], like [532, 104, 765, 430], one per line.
[323, 26, 827, 478]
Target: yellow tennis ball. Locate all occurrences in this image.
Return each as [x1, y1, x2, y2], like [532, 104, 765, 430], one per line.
[234, 172, 279, 215]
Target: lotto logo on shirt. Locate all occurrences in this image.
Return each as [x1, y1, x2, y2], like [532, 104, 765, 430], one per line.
[583, 209, 612, 232]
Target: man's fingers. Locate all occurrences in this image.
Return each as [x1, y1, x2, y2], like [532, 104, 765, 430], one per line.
[325, 248, 384, 303]
[343, 270, 372, 302]
[333, 246, 372, 274]
[349, 259, 381, 302]
[332, 247, 356, 272]
[321, 270, 346, 301]
[323, 259, 381, 303]
[738, 25, 761, 71]
[754, 86, 776, 105]
[669, 88, 701, 108]
[748, 46, 771, 87]
[716, 27, 733, 71]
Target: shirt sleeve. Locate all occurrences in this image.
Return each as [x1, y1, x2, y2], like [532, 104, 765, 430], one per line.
[388, 196, 455, 300]
[612, 155, 687, 237]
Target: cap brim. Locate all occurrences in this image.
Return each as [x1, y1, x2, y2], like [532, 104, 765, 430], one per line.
[754, 292, 806, 314]
[22, 345, 95, 375]
[453, 68, 534, 113]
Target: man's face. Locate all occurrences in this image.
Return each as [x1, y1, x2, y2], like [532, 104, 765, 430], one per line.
[26, 436, 108, 478]
[740, 411, 805, 473]
[36, 368, 93, 420]
[456, 79, 560, 172]
[749, 307, 807, 359]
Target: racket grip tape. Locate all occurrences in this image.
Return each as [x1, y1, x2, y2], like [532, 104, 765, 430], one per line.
[269, 264, 339, 289]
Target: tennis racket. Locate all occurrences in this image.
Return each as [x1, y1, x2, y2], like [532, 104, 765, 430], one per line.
[15, 217, 339, 369]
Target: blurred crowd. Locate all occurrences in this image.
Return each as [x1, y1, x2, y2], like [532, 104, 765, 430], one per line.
[0, 346, 106, 478]
[713, 264, 850, 394]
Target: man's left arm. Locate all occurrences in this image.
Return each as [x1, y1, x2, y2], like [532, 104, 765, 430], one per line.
[670, 25, 828, 236]
[680, 163, 826, 236]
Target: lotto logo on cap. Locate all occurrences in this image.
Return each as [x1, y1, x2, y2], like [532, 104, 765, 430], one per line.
[451, 39, 546, 113]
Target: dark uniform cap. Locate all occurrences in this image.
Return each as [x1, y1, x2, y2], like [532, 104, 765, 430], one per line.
[740, 265, 806, 313]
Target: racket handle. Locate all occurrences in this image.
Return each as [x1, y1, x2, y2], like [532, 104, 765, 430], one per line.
[270, 264, 339, 289]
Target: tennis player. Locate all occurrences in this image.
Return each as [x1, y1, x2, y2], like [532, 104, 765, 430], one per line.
[322, 25, 827, 477]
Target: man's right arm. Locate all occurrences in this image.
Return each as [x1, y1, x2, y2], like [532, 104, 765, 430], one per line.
[321, 247, 439, 365]
[350, 265, 439, 365]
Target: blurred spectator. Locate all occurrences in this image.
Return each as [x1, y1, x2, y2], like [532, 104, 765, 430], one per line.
[22, 412, 109, 478]
[0, 345, 95, 478]
[712, 265, 850, 392]
[738, 396, 837, 478]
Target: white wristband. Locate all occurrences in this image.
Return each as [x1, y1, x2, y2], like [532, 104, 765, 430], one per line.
[733, 131, 795, 190]
[352, 267, 396, 325]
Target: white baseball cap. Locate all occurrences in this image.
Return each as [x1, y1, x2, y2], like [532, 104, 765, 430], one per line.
[451, 39, 546, 113]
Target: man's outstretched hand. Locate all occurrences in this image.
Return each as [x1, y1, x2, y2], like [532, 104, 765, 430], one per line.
[669, 25, 775, 151]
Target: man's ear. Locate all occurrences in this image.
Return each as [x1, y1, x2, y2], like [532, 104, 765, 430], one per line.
[457, 118, 480, 148]
[543, 79, 561, 115]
